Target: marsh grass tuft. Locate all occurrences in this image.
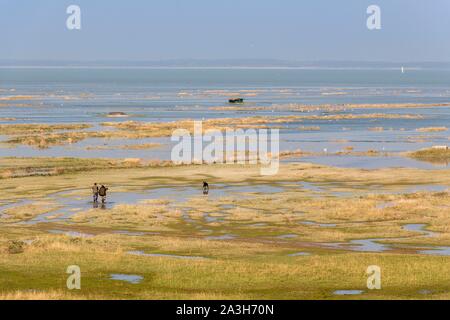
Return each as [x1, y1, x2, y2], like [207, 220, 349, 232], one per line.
[7, 240, 25, 254]
[408, 148, 450, 164]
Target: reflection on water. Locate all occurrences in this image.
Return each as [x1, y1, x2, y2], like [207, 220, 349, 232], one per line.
[277, 234, 298, 239]
[402, 224, 436, 237]
[113, 230, 157, 236]
[376, 201, 397, 209]
[48, 230, 94, 238]
[300, 221, 337, 228]
[128, 250, 207, 260]
[405, 185, 448, 193]
[2, 131, 449, 170]
[110, 274, 143, 284]
[11, 182, 286, 225]
[419, 246, 450, 256]
[205, 234, 236, 241]
[203, 213, 224, 223]
[325, 223, 444, 254]
[333, 290, 364, 296]
[418, 289, 433, 295]
[288, 252, 311, 257]
[348, 239, 389, 252]
[22, 186, 201, 224]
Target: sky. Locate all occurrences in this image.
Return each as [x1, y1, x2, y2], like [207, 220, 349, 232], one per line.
[0, 0, 449, 62]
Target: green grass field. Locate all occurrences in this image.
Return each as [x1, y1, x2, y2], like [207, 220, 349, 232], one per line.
[1, 159, 450, 299]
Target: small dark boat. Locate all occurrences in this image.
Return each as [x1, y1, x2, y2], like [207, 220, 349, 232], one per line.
[228, 98, 244, 104]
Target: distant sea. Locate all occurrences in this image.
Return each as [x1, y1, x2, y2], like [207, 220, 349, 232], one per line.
[0, 67, 449, 169]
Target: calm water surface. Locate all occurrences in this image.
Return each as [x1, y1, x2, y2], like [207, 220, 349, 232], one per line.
[1, 68, 449, 168]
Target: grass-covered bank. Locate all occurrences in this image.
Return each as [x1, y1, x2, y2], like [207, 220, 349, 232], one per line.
[1, 158, 449, 299]
[1, 232, 450, 300]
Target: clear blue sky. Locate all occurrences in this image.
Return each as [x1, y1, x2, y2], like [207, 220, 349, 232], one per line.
[1, 0, 449, 62]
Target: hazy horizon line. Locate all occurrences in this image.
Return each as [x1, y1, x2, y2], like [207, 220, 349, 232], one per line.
[1, 59, 450, 67]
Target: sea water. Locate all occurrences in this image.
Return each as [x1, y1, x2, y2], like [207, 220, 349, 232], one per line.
[1, 68, 449, 168]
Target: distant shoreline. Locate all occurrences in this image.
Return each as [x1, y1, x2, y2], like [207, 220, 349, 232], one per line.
[0, 66, 435, 71]
[1, 59, 449, 70]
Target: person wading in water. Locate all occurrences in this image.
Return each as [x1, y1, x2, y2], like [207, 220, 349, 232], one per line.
[98, 185, 109, 204]
[203, 181, 209, 195]
[92, 183, 99, 203]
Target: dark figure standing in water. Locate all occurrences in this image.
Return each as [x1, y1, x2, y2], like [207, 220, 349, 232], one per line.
[203, 181, 209, 195]
[98, 185, 109, 203]
[92, 183, 99, 203]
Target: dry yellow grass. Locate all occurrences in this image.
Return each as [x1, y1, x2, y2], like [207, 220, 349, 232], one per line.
[0, 123, 91, 135]
[1, 111, 424, 148]
[1, 159, 450, 299]
[71, 199, 180, 230]
[408, 148, 450, 164]
[416, 127, 448, 132]
[2, 228, 450, 300]
[2, 202, 59, 222]
[0, 95, 37, 101]
[298, 126, 321, 131]
[0, 290, 87, 300]
[0, 157, 151, 179]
